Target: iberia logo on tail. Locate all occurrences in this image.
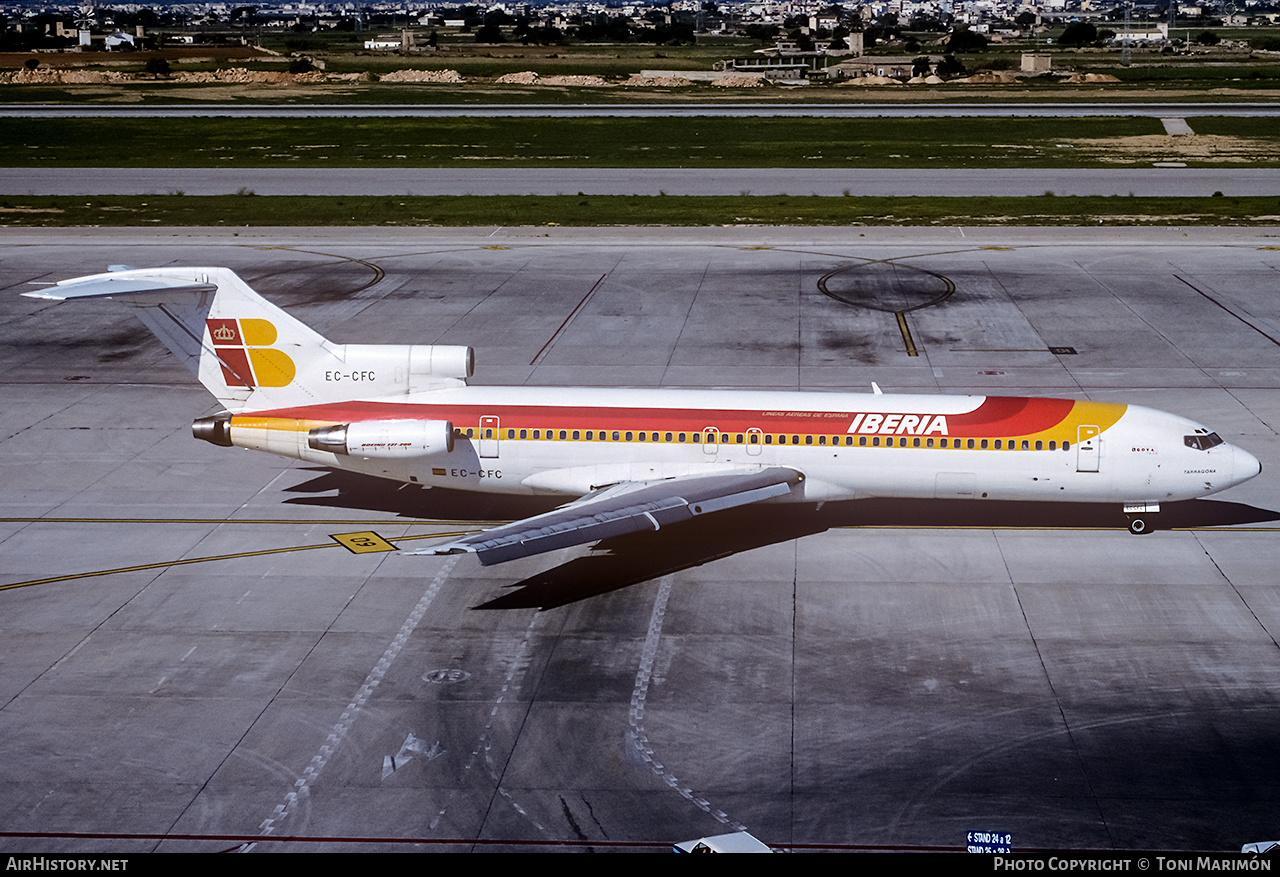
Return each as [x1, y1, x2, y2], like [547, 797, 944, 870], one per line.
[206, 318, 296, 388]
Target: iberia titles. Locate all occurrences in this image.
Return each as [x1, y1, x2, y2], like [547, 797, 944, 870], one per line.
[847, 413, 949, 436]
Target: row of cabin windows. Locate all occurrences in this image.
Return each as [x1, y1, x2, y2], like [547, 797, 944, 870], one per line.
[459, 426, 1071, 452]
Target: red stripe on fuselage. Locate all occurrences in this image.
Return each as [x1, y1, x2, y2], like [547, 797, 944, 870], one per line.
[954, 396, 1075, 434]
[245, 395, 1079, 439]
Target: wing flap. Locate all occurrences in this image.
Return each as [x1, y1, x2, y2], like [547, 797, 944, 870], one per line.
[407, 467, 802, 566]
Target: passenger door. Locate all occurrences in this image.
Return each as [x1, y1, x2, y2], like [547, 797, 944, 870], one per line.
[479, 415, 500, 458]
[1076, 425, 1100, 472]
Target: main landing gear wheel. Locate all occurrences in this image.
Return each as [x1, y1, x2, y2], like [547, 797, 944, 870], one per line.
[1127, 517, 1153, 535]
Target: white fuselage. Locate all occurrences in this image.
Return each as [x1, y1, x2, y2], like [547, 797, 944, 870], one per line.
[223, 386, 1261, 508]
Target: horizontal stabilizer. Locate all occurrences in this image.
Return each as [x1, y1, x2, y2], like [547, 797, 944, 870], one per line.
[24, 275, 216, 302]
[406, 467, 802, 565]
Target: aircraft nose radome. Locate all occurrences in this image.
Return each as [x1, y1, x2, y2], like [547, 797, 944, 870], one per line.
[1232, 445, 1262, 485]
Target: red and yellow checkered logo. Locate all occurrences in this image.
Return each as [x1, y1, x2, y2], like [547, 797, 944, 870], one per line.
[206, 318, 296, 388]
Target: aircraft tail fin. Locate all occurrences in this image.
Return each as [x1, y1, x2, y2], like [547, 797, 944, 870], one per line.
[29, 267, 473, 413]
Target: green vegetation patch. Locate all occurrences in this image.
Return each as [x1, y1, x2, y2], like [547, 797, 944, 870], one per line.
[1103, 64, 1280, 85]
[1187, 116, 1280, 138]
[1, 194, 1277, 227]
[3, 115, 1182, 169]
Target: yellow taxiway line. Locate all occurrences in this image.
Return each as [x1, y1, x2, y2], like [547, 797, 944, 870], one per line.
[0, 530, 478, 593]
[2, 520, 1274, 593]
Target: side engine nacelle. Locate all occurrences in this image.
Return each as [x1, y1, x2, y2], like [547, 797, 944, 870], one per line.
[307, 419, 455, 459]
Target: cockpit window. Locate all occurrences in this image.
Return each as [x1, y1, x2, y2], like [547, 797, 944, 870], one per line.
[1184, 432, 1224, 451]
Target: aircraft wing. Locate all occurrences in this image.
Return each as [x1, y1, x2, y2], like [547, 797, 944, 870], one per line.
[405, 467, 803, 566]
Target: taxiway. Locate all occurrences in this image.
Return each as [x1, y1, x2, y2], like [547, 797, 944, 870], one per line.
[1, 226, 1279, 852]
[4, 167, 1278, 197]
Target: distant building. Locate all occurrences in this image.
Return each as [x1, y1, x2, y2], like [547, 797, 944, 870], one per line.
[104, 31, 135, 51]
[364, 31, 427, 51]
[1107, 23, 1169, 45]
[833, 55, 918, 78]
[1021, 53, 1051, 73]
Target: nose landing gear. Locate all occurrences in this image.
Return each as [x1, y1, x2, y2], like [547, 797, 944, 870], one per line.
[1127, 517, 1153, 535]
[1124, 503, 1160, 535]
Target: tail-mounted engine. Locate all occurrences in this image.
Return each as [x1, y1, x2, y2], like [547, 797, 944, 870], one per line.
[326, 344, 475, 394]
[306, 419, 455, 459]
[192, 413, 233, 447]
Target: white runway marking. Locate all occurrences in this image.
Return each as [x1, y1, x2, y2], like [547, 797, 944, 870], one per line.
[629, 576, 746, 832]
[431, 610, 547, 834]
[257, 556, 459, 838]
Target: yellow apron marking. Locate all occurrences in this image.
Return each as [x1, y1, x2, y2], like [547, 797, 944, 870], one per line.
[331, 531, 398, 554]
[0, 530, 478, 593]
[895, 312, 919, 357]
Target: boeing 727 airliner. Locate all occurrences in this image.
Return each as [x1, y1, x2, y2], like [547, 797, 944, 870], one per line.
[28, 266, 1262, 564]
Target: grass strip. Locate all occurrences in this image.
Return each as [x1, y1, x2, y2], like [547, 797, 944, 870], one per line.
[2, 194, 1278, 227]
[0, 116, 1200, 169]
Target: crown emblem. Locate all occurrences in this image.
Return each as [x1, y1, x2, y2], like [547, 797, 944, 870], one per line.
[212, 325, 235, 342]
